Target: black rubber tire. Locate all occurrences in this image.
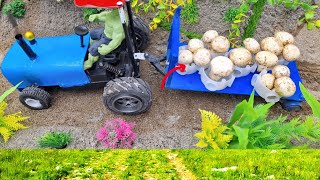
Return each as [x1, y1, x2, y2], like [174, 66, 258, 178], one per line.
[103, 77, 152, 115]
[133, 16, 150, 51]
[19, 87, 52, 110]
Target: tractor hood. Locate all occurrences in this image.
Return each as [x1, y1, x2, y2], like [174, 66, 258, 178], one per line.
[1, 34, 91, 89]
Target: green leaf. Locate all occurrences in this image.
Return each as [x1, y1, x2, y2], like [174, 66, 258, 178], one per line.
[239, 4, 250, 13]
[299, 83, 320, 119]
[228, 100, 248, 127]
[157, 4, 166, 10]
[301, 2, 312, 10]
[267, 0, 276, 6]
[315, 20, 320, 28]
[153, 17, 161, 24]
[131, 0, 138, 8]
[0, 82, 22, 103]
[233, 125, 249, 149]
[307, 22, 315, 30]
[305, 11, 315, 20]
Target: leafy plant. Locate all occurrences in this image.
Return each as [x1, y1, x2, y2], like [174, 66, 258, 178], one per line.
[2, 0, 26, 18]
[242, 0, 267, 40]
[82, 8, 103, 21]
[226, 3, 250, 47]
[38, 132, 72, 149]
[96, 118, 137, 149]
[268, 0, 320, 30]
[194, 110, 233, 149]
[159, 21, 202, 39]
[132, 0, 188, 31]
[181, 0, 199, 24]
[227, 91, 320, 149]
[224, 7, 240, 23]
[0, 83, 28, 143]
[299, 83, 320, 119]
[195, 87, 320, 149]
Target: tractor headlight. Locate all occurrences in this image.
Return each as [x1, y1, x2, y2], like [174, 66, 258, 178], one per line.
[24, 31, 37, 45]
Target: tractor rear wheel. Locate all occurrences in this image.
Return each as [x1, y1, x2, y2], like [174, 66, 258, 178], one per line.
[133, 16, 150, 51]
[19, 87, 51, 110]
[103, 77, 152, 115]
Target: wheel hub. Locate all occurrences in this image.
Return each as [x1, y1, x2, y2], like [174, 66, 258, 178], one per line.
[25, 98, 42, 108]
[113, 95, 143, 113]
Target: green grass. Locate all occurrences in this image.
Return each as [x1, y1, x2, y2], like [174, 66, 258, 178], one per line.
[0, 150, 319, 179]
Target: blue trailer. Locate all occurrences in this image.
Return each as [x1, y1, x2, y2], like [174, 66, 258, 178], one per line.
[164, 7, 304, 111]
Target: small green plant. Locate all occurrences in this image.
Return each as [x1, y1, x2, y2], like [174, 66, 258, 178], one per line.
[38, 132, 72, 149]
[224, 7, 240, 23]
[299, 83, 320, 119]
[181, 0, 199, 24]
[195, 110, 233, 149]
[225, 3, 250, 47]
[82, 8, 103, 21]
[242, 0, 267, 40]
[132, 0, 189, 31]
[2, 0, 26, 18]
[0, 82, 28, 143]
[195, 88, 320, 149]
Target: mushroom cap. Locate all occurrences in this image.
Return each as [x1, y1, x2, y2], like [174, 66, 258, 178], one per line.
[211, 36, 230, 53]
[283, 44, 300, 61]
[202, 30, 219, 43]
[188, 39, 204, 53]
[261, 37, 283, 55]
[272, 65, 290, 78]
[210, 56, 234, 77]
[229, 47, 253, 67]
[274, 77, 296, 97]
[243, 38, 261, 54]
[255, 51, 278, 67]
[193, 48, 211, 67]
[178, 50, 193, 64]
[261, 73, 276, 90]
[275, 31, 294, 46]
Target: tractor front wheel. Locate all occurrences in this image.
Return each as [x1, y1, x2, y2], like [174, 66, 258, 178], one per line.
[103, 77, 152, 115]
[19, 87, 52, 110]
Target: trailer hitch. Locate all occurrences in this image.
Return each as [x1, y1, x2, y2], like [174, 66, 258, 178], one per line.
[134, 53, 166, 75]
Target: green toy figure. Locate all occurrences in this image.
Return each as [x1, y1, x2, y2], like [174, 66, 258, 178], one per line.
[84, 9, 125, 70]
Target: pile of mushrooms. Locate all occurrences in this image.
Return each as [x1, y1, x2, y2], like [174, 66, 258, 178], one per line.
[251, 31, 301, 72]
[260, 65, 296, 97]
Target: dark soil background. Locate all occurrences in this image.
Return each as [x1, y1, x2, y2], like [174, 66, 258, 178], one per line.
[0, 0, 319, 148]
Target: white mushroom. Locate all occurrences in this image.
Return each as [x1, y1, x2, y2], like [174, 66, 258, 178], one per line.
[282, 44, 300, 61]
[178, 50, 193, 64]
[275, 31, 294, 46]
[188, 39, 204, 53]
[272, 65, 290, 78]
[209, 56, 234, 81]
[255, 51, 278, 71]
[243, 38, 261, 54]
[261, 73, 276, 90]
[261, 37, 283, 55]
[229, 47, 253, 67]
[193, 48, 211, 67]
[211, 36, 230, 53]
[202, 30, 219, 43]
[274, 77, 296, 97]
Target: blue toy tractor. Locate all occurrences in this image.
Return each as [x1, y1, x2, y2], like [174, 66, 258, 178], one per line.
[1, 0, 166, 115]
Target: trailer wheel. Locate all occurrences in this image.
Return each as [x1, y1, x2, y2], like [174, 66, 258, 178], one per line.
[280, 100, 302, 112]
[19, 87, 51, 110]
[103, 77, 152, 115]
[133, 16, 150, 51]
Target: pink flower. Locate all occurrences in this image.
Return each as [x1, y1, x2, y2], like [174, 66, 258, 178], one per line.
[96, 119, 137, 149]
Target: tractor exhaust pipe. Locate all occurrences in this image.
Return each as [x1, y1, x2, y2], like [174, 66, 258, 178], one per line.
[15, 34, 37, 60]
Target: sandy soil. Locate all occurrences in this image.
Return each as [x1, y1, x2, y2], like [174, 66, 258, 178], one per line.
[0, 0, 319, 149]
